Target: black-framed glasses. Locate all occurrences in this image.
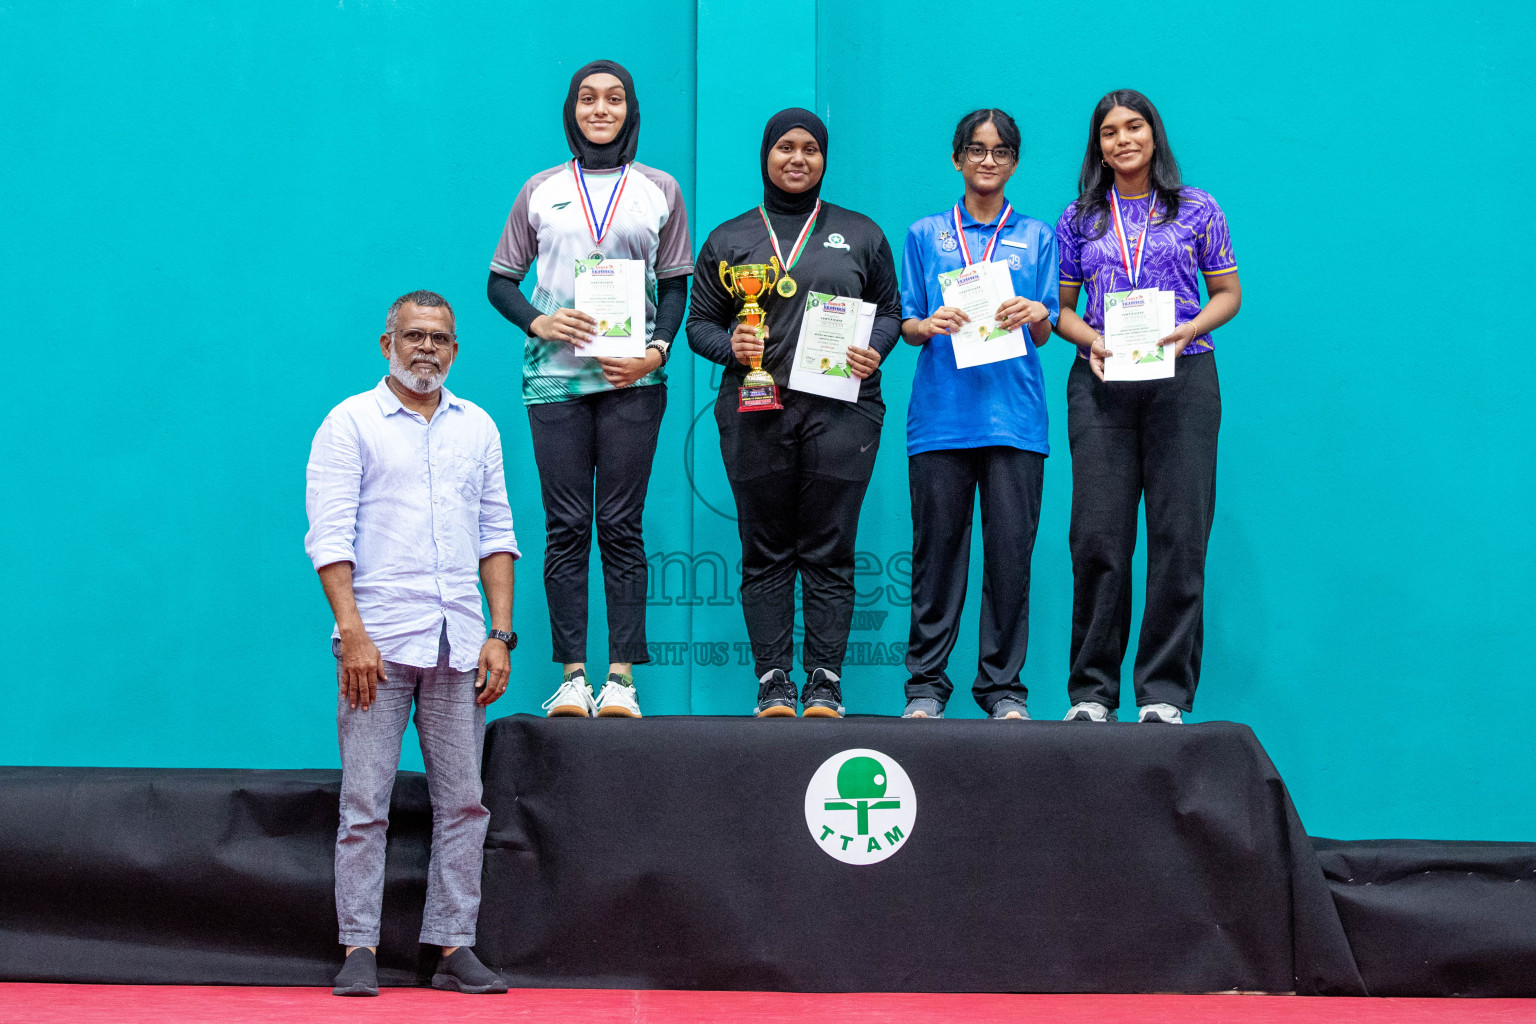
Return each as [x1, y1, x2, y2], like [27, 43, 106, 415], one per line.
[962, 145, 1017, 166]
[391, 329, 456, 350]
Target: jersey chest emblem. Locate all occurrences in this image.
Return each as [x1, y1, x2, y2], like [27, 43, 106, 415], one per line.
[823, 232, 851, 250]
[1007, 253, 1022, 270]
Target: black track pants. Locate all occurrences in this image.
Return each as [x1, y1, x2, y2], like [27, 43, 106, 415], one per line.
[1066, 353, 1220, 712]
[715, 391, 881, 679]
[528, 384, 666, 665]
[905, 446, 1044, 713]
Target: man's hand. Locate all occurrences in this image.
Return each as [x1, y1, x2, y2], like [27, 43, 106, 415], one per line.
[476, 639, 510, 706]
[846, 345, 881, 380]
[338, 628, 386, 711]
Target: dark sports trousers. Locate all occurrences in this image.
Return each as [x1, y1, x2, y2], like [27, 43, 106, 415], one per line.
[528, 383, 666, 665]
[716, 390, 881, 680]
[905, 446, 1044, 714]
[1067, 352, 1220, 712]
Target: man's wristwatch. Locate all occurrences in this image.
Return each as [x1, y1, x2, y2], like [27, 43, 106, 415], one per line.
[489, 629, 518, 652]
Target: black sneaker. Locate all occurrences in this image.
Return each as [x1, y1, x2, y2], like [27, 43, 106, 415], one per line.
[430, 947, 509, 994]
[801, 668, 845, 718]
[754, 669, 798, 717]
[331, 947, 378, 997]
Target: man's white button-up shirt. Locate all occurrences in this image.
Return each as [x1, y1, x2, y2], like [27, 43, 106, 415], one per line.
[304, 378, 520, 672]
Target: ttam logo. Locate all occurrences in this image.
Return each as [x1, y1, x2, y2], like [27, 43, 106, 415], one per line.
[803, 748, 916, 865]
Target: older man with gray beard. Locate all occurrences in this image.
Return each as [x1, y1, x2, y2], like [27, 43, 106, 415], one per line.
[305, 290, 519, 996]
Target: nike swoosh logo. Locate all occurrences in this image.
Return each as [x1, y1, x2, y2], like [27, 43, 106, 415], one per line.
[860, 441, 875, 452]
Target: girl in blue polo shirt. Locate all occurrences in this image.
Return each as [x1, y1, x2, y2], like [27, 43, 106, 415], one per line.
[1053, 89, 1242, 725]
[897, 109, 1058, 720]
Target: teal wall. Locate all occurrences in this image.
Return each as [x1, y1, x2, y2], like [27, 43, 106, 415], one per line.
[2, 1, 1531, 842]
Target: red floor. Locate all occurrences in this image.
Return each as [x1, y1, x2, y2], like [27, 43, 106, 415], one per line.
[1, 986, 1533, 1024]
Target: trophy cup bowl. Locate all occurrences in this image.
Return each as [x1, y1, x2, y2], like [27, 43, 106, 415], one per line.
[719, 257, 784, 411]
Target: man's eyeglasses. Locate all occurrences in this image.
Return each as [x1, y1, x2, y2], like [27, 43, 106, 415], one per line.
[391, 329, 456, 350]
[962, 145, 1017, 166]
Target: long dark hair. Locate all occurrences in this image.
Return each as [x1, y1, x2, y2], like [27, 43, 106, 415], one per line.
[1073, 89, 1183, 240]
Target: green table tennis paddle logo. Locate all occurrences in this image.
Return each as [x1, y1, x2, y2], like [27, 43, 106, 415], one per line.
[804, 748, 916, 865]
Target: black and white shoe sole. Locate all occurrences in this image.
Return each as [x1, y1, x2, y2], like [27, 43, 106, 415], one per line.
[430, 973, 508, 994]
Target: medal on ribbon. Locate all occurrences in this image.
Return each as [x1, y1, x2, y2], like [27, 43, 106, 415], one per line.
[758, 201, 820, 298]
[573, 159, 631, 261]
[1108, 187, 1157, 289]
[952, 201, 1013, 268]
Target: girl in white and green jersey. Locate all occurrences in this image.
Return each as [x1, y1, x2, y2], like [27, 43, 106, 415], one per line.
[487, 59, 692, 719]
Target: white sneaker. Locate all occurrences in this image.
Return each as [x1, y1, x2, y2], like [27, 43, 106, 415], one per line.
[541, 672, 596, 718]
[1138, 703, 1185, 724]
[596, 677, 642, 718]
[1064, 702, 1117, 722]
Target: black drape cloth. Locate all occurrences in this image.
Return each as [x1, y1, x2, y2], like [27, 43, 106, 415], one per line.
[0, 767, 437, 986]
[1312, 837, 1536, 996]
[476, 717, 1363, 994]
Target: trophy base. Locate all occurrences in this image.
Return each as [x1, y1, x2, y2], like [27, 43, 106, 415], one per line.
[738, 383, 783, 412]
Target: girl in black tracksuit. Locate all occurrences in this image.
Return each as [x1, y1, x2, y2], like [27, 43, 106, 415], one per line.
[686, 108, 902, 718]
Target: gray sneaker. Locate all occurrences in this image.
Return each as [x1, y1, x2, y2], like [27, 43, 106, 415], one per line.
[1064, 701, 1118, 722]
[902, 697, 945, 719]
[990, 696, 1030, 720]
[1138, 703, 1185, 724]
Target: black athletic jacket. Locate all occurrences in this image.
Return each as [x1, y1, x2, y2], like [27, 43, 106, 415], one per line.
[686, 202, 902, 421]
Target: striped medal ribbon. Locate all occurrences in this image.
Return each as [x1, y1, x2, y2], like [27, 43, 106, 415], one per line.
[1108, 186, 1158, 288]
[757, 200, 820, 298]
[573, 160, 631, 260]
[952, 201, 1013, 267]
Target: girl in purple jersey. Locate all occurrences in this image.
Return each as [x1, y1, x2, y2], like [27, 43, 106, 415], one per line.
[1053, 89, 1243, 725]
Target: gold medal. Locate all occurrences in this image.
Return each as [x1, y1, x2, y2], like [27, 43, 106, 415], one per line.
[759, 202, 818, 303]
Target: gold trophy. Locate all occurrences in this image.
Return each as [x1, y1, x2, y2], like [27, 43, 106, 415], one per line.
[719, 257, 784, 412]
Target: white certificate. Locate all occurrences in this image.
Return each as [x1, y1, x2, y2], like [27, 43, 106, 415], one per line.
[938, 261, 1030, 369]
[1102, 288, 1176, 381]
[572, 257, 646, 358]
[788, 291, 876, 403]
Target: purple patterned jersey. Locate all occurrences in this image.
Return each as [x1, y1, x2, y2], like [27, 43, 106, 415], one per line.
[1056, 187, 1237, 356]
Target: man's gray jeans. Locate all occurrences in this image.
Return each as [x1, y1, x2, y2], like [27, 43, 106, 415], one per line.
[334, 624, 488, 948]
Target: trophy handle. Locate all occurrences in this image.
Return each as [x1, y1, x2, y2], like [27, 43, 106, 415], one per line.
[764, 257, 782, 290]
[718, 261, 735, 295]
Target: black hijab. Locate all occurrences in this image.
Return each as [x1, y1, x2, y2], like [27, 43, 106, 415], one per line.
[563, 60, 639, 170]
[760, 107, 828, 215]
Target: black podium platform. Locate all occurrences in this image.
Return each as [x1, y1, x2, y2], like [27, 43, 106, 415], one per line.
[475, 717, 1362, 994]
